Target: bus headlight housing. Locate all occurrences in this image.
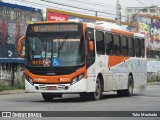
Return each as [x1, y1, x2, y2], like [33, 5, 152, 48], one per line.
[71, 73, 84, 85]
[25, 74, 34, 85]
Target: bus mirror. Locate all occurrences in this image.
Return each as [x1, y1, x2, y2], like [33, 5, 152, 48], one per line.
[17, 36, 26, 58]
[89, 40, 94, 52]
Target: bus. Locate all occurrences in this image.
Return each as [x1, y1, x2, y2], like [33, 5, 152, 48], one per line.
[17, 20, 147, 101]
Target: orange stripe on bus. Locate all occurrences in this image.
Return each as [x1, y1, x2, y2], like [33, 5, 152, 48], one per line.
[108, 56, 130, 67]
[111, 29, 134, 36]
[24, 66, 87, 84]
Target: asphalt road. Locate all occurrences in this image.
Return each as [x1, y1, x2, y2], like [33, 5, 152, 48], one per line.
[0, 84, 160, 120]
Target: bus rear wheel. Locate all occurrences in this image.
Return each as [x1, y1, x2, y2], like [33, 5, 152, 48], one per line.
[126, 75, 133, 96]
[117, 75, 133, 97]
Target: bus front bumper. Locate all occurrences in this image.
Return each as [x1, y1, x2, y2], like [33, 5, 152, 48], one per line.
[25, 78, 87, 93]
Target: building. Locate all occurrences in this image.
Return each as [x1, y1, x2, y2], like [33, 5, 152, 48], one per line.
[125, 7, 160, 22]
[125, 7, 160, 60]
[0, 1, 42, 84]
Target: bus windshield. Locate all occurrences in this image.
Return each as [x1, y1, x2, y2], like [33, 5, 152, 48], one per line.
[26, 35, 84, 67]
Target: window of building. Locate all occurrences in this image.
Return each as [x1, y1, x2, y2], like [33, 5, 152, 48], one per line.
[135, 9, 141, 13]
[156, 9, 160, 13]
[127, 9, 132, 13]
[135, 38, 141, 57]
[147, 50, 160, 59]
[142, 9, 148, 13]
[128, 37, 135, 57]
[105, 33, 114, 55]
[96, 31, 105, 55]
[150, 9, 155, 13]
[121, 36, 128, 56]
[113, 34, 121, 56]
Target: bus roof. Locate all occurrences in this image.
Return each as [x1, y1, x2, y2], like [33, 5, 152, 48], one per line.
[86, 21, 144, 38]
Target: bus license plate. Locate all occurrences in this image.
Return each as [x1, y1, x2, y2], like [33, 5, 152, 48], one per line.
[46, 86, 57, 90]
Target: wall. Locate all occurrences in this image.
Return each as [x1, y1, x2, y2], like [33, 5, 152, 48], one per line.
[0, 2, 42, 83]
[0, 63, 24, 83]
[136, 16, 160, 51]
[147, 61, 160, 73]
[0, 2, 42, 58]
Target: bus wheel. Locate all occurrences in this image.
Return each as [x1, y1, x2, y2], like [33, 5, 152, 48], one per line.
[42, 93, 54, 102]
[117, 75, 133, 97]
[125, 75, 133, 96]
[90, 77, 102, 100]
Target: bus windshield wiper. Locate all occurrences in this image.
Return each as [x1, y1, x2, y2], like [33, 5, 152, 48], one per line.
[57, 34, 69, 57]
[58, 34, 69, 50]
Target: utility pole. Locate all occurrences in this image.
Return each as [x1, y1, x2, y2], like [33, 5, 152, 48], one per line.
[116, 0, 121, 25]
[95, 11, 98, 17]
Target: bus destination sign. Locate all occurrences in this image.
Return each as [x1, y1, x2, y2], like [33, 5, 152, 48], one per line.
[31, 24, 79, 32]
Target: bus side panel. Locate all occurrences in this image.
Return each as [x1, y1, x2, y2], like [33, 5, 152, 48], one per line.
[104, 57, 147, 91]
[133, 58, 147, 88]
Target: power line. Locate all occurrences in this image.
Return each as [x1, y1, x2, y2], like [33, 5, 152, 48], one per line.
[14, 0, 94, 15]
[52, 0, 127, 12]
[136, 0, 148, 7]
[14, 0, 123, 20]
[14, 0, 119, 16]
[61, 0, 117, 7]
[40, 0, 118, 15]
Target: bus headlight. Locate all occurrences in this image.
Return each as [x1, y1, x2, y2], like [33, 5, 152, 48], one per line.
[72, 77, 78, 85]
[25, 74, 34, 85]
[71, 73, 84, 85]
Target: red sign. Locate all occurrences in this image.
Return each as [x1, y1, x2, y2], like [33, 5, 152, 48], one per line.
[47, 12, 68, 21]
[43, 59, 51, 67]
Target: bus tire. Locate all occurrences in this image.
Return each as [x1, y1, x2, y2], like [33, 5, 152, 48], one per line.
[90, 77, 102, 100]
[125, 75, 133, 96]
[117, 75, 133, 97]
[42, 93, 54, 102]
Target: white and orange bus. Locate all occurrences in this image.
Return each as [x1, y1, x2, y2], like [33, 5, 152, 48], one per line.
[18, 20, 147, 101]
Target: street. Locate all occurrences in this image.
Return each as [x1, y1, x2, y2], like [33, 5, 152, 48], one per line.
[0, 84, 159, 112]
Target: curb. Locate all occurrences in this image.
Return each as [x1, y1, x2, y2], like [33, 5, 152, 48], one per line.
[146, 82, 160, 85]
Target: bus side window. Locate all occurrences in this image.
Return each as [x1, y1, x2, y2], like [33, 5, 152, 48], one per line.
[128, 37, 135, 57]
[86, 28, 94, 38]
[121, 36, 128, 56]
[86, 28, 95, 58]
[105, 33, 114, 55]
[140, 38, 145, 58]
[135, 38, 141, 57]
[113, 34, 121, 56]
[96, 31, 105, 55]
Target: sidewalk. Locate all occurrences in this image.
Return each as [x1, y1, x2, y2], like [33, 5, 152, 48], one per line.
[146, 82, 160, 85]
[0, 89, 25, 95]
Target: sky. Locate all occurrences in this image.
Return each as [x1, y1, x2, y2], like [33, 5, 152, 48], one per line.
[2, 0, 160, 21]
